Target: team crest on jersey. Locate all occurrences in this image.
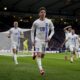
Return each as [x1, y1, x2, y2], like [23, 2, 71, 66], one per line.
[35, 48, 39, 51]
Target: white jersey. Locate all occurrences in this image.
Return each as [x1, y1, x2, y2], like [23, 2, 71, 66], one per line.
[65, 31, 71, 40]
[31, 18, 54, 42]
[65, 31, 72, 48]
[75, 34, 80, 47]
[9, 27, 22, 44]
[67, 34, 79, 46]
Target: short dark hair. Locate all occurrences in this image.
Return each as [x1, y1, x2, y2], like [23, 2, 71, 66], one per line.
[38, 7, 46, 12]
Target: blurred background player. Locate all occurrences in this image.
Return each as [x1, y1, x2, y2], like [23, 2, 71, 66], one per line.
[31, 7, 55, 75]
[23, 38, 28, 52]
[8, 21, 24, 64]
[62, 29, 80, 62]
[63, 25, 72, 60]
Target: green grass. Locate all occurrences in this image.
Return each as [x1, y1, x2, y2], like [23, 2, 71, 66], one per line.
[0, 53, 80, 80]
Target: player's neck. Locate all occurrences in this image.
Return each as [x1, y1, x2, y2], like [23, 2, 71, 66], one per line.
[39, 17, 45, 21]
[14, 27, 18, 29]
[72, 34, 75, 35]
[69, 31, 71, 33]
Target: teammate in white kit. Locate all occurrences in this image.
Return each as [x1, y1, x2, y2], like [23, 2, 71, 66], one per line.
[64, 25, 72, 49]
[63, 25, 72, 60]
[62, 29, 80, 62]
[8, 21, 24, 64]
[31, 7, 54, 75]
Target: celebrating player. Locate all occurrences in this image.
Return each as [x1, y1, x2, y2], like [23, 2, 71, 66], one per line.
[62, 29, 80, 62]
[31, 7, 55, 75]
[63, 25, 72, 60]
[8, 21, 24, 64]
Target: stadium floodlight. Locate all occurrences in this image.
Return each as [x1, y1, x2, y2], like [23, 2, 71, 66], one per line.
[4, 7, 7, 11]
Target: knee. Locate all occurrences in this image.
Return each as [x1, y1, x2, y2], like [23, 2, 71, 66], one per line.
[37, 53, 41, 58]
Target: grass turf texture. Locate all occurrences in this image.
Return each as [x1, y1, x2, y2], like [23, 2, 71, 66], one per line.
[0, 53, 80, 80]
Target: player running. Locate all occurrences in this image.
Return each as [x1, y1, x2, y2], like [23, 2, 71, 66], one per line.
[23, 38, 28, 52]
[31, 7, 55, 75]
[62, 29, 80, 62]
[63, 25, 72, 60]
[8, 21, 24, 64]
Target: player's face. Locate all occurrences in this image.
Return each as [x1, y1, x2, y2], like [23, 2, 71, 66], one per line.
[39, 10, 46, 18]
[72, 30, 75, 35]
[64, 29, 67, 33]
[14, 22, 18, 28]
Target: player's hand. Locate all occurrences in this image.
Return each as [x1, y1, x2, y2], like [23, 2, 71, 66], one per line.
[45, 37, 50, 42]
[32, 42, 35, 46]
[8, 35, 10, 38]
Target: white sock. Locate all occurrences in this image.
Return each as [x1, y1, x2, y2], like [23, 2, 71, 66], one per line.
[36, 58, 42, 70]
[79, 52, 80, 58]
[76, 52, 79, 58]
[70, 57, 73, 62]
[13, 54, 18, 64]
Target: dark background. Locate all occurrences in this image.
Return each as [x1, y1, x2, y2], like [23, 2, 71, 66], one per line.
[0, 0, 80, 50]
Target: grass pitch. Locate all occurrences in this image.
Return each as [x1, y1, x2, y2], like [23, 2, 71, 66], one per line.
[0, 53, 80, 80]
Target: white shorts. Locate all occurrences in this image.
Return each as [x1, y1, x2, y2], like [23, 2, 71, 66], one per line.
[75, 45, 79, 51]
[65, 42, 69, 49]
[69, 45, 75, 52]
[69, 45, 79, 52]
[35, 41, 46, 53]
[11, 41, 20, 50]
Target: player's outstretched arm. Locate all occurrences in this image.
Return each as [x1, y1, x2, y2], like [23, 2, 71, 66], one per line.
[61, 39, 68, 48]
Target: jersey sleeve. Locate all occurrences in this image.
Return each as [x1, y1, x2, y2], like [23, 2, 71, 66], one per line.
[31, 22, 36, 43]
[48, 20, 55, 39]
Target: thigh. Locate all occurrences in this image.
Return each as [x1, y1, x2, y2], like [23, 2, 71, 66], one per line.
[35, 41, 46, 53]
[75, 45, 79, 51]
[69, 45, 74, 52]
[11, 42, 17, 50]
[65, 42, 69, 49]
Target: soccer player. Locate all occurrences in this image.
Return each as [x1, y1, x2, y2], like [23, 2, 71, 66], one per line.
[63, 25, 72, 60]
[8, 21, 24, 64]
[31, 7, 55, 75]
[62, 29, 80, 62]
[23, 38, 28, 52]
